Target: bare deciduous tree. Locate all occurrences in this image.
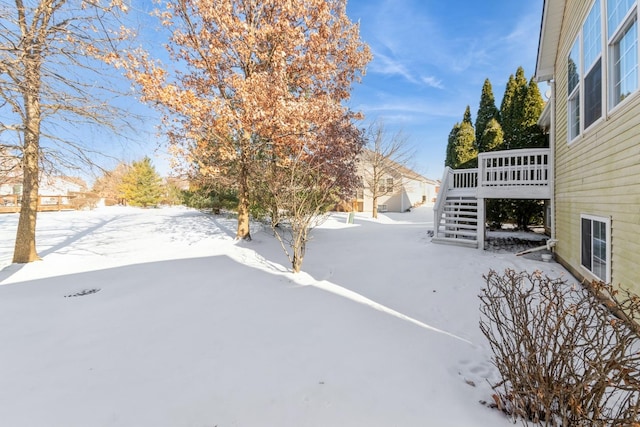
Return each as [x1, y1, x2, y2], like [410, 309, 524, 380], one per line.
[0, 0, 132, 262]
[268, 116, 363, 273]
[92, 161, 131, 205]
[360, 120, 414, 218]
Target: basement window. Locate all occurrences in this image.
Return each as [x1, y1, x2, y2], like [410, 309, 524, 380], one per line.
[581, 214, 611, 283]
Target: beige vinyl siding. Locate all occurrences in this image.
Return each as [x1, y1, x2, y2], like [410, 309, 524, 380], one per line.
[554, 0, 640, 292]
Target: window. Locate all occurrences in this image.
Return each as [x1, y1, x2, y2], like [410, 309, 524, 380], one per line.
[568, 39, 581, 140]
[378, 177, 394, 193]
[581, 214, 611, 282]
[583, 0, 603, 128]
[608, 0, 638, 107]
[377, 204, 388, 212]
[563, 0, 640, 140]
[584, 58, 602, 126]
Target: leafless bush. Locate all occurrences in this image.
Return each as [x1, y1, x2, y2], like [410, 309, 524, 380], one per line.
[479, 269, 640, 426]
[69, 192, 100, 210]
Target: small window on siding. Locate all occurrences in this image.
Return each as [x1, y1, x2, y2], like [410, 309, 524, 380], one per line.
[581, 214, 611, 282]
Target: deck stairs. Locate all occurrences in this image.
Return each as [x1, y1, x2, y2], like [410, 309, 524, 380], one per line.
[432, 149, 552, 249]
[434, 194, 479, 248]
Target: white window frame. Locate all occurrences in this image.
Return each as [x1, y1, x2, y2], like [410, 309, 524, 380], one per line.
[583, 0, 604, 130]
[567, 0, 613, 143]
[607, 0, 639, 110]
[568, 38, 581, 141]
[386, 177, 394, 192]
[580, 214, 612, 283]
[377, 204, 388, 213]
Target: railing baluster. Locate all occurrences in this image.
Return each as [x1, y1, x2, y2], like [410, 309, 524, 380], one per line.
[476, 148, 550, 188]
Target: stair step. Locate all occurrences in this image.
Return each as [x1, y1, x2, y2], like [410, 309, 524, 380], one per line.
[440, 222, 477, 230]
[439, 229, 478, 238]
[443, 206, 478, 210]
[442, 211, 478, 217]
[443, 206, 477, 212]
[434, 190, 481, 249]
[443, 215, 478, 223]
[444, 201, 477, 206]
[431, 236, 479, 248]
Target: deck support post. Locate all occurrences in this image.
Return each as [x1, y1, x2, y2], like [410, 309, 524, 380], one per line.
[477, 197, 485, 250]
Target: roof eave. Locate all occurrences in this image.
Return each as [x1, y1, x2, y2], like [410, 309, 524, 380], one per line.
[535, 0, 565, 82]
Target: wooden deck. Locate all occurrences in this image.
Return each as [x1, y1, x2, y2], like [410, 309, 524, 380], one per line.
[0, 194, 75, 214]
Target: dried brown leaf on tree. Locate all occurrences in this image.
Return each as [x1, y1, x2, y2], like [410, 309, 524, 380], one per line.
[118, 0, 371, 255]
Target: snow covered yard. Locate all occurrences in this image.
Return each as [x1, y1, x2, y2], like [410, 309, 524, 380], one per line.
[0, 206, 574, 426]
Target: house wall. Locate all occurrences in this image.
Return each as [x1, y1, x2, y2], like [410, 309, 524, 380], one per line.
[361, 178, 436, 213]
[553, 0, 640, 292]
[404, 177, 436, 207]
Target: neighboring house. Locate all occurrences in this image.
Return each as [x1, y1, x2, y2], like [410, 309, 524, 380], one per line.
[1, 174, 87, 196]
[0, 149, 22, 195]
[1, 153, 88, 209]
[536, 0, 640, 291]
[355, 151, 438, 213]
[39, 175, 88, 195]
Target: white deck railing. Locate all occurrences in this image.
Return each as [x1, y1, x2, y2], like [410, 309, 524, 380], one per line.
[433, 148, 552, 238]
[434, 167, 478, 212]
[478, 148, 550, 188]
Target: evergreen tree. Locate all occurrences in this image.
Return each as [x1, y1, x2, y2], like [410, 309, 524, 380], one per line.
[119, 157, 163, 208]
[481, 118, 504, 152]
[462, 105, 473, 125]
[475, 79, 500, 151]
[497, 67, 547, 229]
[499, 74, 516, 147]
[501, 67, 529, 149]
[445, 123, 461, 168]
[521, 78, 547, 148]
[451, 121, 477, 168]
[446, 107, 477, 168]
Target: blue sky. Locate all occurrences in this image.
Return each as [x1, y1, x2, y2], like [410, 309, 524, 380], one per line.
[345, 0, 545, 180]
[99, 0, 545, 181]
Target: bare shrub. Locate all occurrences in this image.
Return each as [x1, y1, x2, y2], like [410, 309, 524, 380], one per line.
[69, 192, 100, 210]
[479, 269, 640, 426]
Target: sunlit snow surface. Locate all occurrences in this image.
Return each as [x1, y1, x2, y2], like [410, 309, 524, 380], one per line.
[0, 206, 573, 427]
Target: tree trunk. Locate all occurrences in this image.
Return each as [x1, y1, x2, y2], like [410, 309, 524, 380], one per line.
[291, 226, 307, 273]
[13, 86, 41, 263]
[372, 193, 378, 219]
[236, 140, 251, 240]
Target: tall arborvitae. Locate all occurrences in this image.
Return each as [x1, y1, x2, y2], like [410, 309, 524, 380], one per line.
[475, 79, 500, 152]
[500, 74, 516, 149]
[462, 105, 473, 125]
[481, 118, 504, 152]
[446, 108, 477, 169]
[521, 78, 547, 148]
[454, 121, 477, 168]
[498, 67, 548, 230]
[445, 123, 461, 168]
[501, 67, 529, 149]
